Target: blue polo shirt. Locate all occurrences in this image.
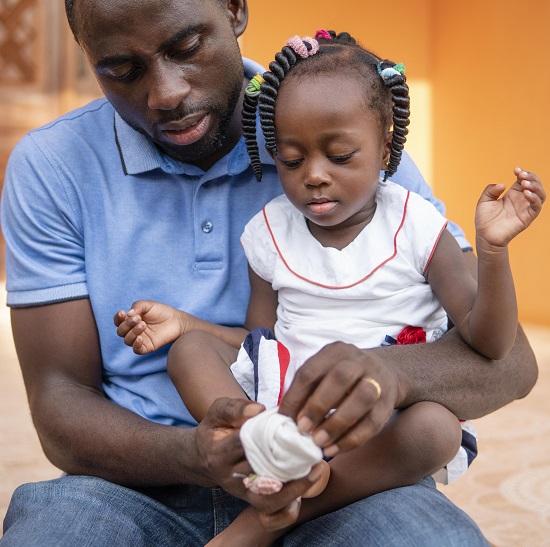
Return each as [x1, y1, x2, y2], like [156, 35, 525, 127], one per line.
[1, 58, 470, 426]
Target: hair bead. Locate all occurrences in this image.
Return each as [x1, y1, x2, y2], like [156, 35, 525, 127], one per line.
[314, 29, 332, 40]
[286, 35, 319, 59]
[286, 35, 309, 58]
[245, 73, 265, 98]
[301, 37, 319, 55]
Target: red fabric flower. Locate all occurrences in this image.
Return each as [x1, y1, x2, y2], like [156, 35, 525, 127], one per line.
[396, 326, 426, 345]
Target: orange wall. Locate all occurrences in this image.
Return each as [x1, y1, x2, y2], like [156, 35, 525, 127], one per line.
[243, 0, 550, 326]
[431, 1, 550, 325]
[244, 0, 432, 76]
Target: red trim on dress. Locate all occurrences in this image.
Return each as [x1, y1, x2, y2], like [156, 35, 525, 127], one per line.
[276, 341, 290, 404]
[423, 221, 449, 275]
[263, 191, 411, 290]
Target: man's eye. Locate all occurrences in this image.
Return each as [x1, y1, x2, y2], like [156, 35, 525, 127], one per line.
[173, 45, 199, 59]
[107, 65, 141, 82]
[172, 38, 200, 59]
[329, 153, 354, 163]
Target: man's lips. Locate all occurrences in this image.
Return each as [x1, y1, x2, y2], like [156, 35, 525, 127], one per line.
[306, 199, 337, 214]
[160, 113, 210, 146]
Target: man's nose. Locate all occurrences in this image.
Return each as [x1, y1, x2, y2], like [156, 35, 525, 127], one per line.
[147, 62, 191, 111]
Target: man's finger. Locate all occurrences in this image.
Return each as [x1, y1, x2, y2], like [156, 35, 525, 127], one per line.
[310, 376, 383, 448]
[279, 342, 346, 421]
[205, 397, 264, 429]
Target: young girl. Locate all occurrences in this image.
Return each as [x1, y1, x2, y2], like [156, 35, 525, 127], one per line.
[115, 31, 544, 545]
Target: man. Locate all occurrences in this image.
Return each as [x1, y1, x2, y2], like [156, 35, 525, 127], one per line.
[0, 0, 537, 544]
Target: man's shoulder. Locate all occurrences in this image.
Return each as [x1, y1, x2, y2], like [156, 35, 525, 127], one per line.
[28, 98, 113, 141]
[11, 98, 116, 166]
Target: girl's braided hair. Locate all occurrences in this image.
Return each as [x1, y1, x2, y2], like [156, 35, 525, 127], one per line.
[243, 30, 410, 182]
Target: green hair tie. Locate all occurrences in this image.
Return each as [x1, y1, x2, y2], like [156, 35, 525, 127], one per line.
[245, 73, 265, 97]
[394, 63, 406, 75]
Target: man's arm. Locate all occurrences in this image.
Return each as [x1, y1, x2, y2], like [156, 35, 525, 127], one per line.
[279, 251, 537, 455]
[11, 299, 320, 515]
[12, 298, 209, 485]
[405, 248, 537, 414]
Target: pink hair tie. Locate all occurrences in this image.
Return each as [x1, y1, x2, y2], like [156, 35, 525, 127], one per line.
[302, 36, 319, 55]
[286, 35, 319, 58]
[315, 29, 332, 40]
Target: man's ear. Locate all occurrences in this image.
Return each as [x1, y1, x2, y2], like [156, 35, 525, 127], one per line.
[380, 131, 392, 169]
[226, 0, 248, 37]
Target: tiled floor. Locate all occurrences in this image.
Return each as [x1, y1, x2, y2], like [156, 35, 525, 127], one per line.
[440, 323, 550, 546]
[1, 290, 549, 544]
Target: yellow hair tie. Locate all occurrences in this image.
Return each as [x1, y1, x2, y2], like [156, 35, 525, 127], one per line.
[245, 73, 265, 97]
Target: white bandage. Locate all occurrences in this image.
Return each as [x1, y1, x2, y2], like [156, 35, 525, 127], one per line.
[240, 408, 323, 483]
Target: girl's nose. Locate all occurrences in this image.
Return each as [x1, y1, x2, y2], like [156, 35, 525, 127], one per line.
[305, 160, 330, 187]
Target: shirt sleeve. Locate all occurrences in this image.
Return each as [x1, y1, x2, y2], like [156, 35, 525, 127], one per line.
[387, 151, 472, 251]
[1, 133, 88, 307]
[240, 208, 277, 284]
[401, 189, 449, 274]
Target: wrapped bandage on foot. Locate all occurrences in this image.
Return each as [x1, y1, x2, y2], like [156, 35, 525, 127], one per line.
[240, 408, 323, 494]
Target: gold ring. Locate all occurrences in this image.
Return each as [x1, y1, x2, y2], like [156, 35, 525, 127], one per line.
[361, 377, 381, 401]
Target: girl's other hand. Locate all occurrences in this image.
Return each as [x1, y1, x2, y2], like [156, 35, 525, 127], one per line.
[113, 300, 190, 354]
[475, 167, 545, 251]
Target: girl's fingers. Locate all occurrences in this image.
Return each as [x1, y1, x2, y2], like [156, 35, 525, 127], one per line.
[522, 179, 546, 203]
[124, 322, 146, 346]
[516, 169, 545, 198]
[133, 335, 149, 354]
[113, 310, 126, 327]
[478, 183, 505, 203]
[116, 320, 132, 338]
[523, 190, 543, 214]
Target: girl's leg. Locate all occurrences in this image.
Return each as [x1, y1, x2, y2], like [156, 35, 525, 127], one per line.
[167, 330, 244, 422]
[298, 401, 462, 522]
[208, 401, 461, 547]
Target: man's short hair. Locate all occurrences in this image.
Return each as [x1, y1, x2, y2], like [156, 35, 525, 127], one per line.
[65, 0, 228, 41]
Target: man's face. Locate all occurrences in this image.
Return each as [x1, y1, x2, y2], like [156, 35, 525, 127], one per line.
[76, 0, 246, 169]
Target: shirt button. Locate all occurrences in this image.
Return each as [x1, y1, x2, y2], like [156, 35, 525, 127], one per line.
[201, 220, 214, 233]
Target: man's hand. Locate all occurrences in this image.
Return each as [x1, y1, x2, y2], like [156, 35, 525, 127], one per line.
[196, 398, 326, 529]
[278, 342, 399, 457]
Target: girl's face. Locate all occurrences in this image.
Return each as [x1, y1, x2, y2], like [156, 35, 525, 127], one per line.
[273, 72, 391, 242]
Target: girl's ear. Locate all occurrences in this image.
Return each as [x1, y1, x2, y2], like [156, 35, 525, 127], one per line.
[380, 131, 393, 169]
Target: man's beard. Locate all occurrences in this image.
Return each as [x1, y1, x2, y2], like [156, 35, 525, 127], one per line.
[128, 80, 243, 165]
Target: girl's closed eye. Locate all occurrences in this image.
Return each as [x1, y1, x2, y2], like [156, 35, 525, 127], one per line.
[280, 158, 303, 168]
[329, 152, 355, 164]
[275, 152, 304, 168]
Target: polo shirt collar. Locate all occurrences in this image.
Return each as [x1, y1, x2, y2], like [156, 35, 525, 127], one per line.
[114, 57, 275, 179]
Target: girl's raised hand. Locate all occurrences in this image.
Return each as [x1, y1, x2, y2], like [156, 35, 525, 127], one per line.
[475, 168, 545, 251]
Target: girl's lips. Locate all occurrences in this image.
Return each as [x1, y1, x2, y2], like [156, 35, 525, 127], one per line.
[307, 201, 337, 214]
[162, 114, 210, 146]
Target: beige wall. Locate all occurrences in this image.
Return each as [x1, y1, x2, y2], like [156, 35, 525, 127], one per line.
[244, 0, 550, 326]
